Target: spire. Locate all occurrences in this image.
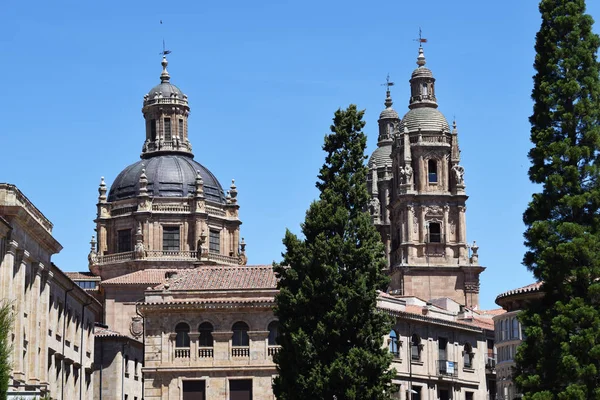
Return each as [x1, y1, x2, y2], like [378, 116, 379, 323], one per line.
[160, 55, 170, 82]
[416, 46, 427, 67]
[409, 45, 437, 109]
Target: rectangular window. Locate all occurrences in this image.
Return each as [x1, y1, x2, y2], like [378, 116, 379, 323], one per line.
[466, 392, 474, 400]
[150, 119, 157, 140]
[230, 379, 252, 400]
[438, 337, 447, 360]
[439, 389, 449, 400]
[117, 229, 132, 252]
[428, 159, 438, 183]
[429, 222, 441, 243]
[411, 386, 421, 400]
[164, 118, 172, 141]
[183, 381, 206, 400]
[163, 226, 180, 251]
[209, 230, 220, 254]
[179, 119, 184, 138]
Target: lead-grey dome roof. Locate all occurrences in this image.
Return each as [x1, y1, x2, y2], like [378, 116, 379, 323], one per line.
[146, 82, 184, 99]
[400, 107, 450, 133]
[108, 155, 225, 203]
[368, 144, 392, 169]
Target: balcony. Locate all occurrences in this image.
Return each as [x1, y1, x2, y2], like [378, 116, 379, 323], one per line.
[174, 347, 190, 359]
[268, 346, 281, 356]
[231, 347, 250, 358]
[198, 347, 214, 358]
[437, 360, 458, 377]
[93, 250, 241, 266]
[486, 354, 497, 371]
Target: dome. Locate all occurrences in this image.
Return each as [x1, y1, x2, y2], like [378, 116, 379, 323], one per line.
[368, 144, 392, 169]
[146, 82, 184, 100]
[411, 66, 433, 79]
[379, 107, 399, 120]
[107, 155, 226, 204]
[400, 107, 450, 133]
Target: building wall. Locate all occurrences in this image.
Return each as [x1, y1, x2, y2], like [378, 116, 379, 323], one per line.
[385, 317, 488, 400]
[94, 337, 144, 400]
[142, 305, 278, 400]
[493, 310, 523, 400]
[0, 184, 101, 399]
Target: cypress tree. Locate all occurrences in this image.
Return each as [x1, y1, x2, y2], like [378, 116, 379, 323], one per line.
[0, 300, 13, 398]
[514, 1, 600, 399]
[273, 105, 394, 400]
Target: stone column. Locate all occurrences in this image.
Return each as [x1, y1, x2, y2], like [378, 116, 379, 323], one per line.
[383, 184, 390, 224]
[1, 240, 17, 300]
[12, 250, 27, 382]
[406, 206, 413, 243]
[39, 269, 53, 388]
[212, 331, 233, 361]
[28, 262, 43, 385]
[419, 206, 426, 243]
[418, 157, 425, 192]
[458, 206, 467, 260]
[248, 331, 269, 362]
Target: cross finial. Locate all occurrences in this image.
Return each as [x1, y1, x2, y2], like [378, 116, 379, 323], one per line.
[414, 28, 428, 48]
[381, 73, 395, 91]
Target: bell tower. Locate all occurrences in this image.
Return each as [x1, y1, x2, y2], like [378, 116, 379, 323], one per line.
[386, 46, 484, 308]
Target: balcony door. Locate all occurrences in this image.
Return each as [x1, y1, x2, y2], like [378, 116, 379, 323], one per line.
[183, 380, 205, 400]
[230, 379, 252, 400]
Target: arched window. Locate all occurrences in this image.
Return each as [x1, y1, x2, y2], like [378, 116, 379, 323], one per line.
[175, 322, 190, 348]
[232, 322, 249, 347]
[422, 82, 429, 96]
[389, 330, 399, 357]
[198, 322, 214, 347]
[268, 321, 280, 346]
[512, 318, 519, 339]
[428, 159, 438, 183]
[463, 342, 474, 368]
[411, 334, 422, 360]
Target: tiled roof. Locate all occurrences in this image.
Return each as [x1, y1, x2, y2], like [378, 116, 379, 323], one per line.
[496, 281, 542, 301]
[143, 297, 275, 306]
[65, 271, 100, 281]
[476, 308, 506, 316]
[102, 269, 176, 286]
[156, 265, 277, 291]
[94, 326, 142, 344]
[468, 315, 495, 331]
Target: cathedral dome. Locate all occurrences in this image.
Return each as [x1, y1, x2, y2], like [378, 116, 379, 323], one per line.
[379, 107, 399, 120]
[146, 81, 184, 100]
[368, 144, 392, 169]
[107, 154, 226, 204]
[400, 107, 449, 133]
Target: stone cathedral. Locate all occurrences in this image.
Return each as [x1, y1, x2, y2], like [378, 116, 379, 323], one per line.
[368, 46, 484, 308]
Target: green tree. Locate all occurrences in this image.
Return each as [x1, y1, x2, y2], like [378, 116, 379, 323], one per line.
[514, 1, 600, 399]
[273, 105, 394, 400]
[0, 300, 13, 398]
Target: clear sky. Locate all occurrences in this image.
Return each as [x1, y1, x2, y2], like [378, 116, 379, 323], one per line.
[2, 0, 599, 310]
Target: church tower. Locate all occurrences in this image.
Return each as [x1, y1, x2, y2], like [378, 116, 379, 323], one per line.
[367, 79, 398, 264]
[385, 46, 484, 307]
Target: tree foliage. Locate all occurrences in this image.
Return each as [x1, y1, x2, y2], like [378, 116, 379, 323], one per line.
[514, 1, 600, 399]
[273, 105, 394, 400]
[0, 300, 13, 398]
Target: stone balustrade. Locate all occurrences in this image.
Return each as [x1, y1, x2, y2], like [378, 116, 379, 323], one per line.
[174, 348, 190, 359]
[231, 347, 250, 358]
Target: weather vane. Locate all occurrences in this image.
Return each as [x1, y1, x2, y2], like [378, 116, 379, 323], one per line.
[159, 20, 171, 56]
[381, 73, 395, 91]
[414, 28, 428, 47]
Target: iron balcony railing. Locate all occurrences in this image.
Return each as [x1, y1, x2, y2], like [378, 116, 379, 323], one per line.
[437, 359, 458, 377]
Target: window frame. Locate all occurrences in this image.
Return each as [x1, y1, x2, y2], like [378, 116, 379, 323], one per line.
[428, 159, 438, 183]
[232, 321, 249, 347]
[209, 229, 220, 254]
[162, 226, 181, 251]
[428, 222, 442, 243]
[198, 322, 214, 347]
[175, 322, 191, 348]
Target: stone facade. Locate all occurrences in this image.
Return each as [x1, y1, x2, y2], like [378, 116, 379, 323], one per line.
[368, 47, 484, 308]
[493, 282, 542, 400]
[0, 183, 102, 399]
[379, 294, 492, 400]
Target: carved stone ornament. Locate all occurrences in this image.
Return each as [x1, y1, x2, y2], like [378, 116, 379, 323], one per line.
[426, 206, 443, 217]
[452, 164, 465, 185]
[130, 317, 144, 338]
[399, 164, 413, 184]
[369, 196, 381, 217]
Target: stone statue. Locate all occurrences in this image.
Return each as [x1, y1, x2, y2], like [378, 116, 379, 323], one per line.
[400, 164, 413, 184]
[369, 196, 381, 217]
[142, 139, 149, 153]
[452, 165, 465, 185]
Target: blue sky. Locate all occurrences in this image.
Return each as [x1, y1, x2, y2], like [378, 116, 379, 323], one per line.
[2, 0, 599, 310]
